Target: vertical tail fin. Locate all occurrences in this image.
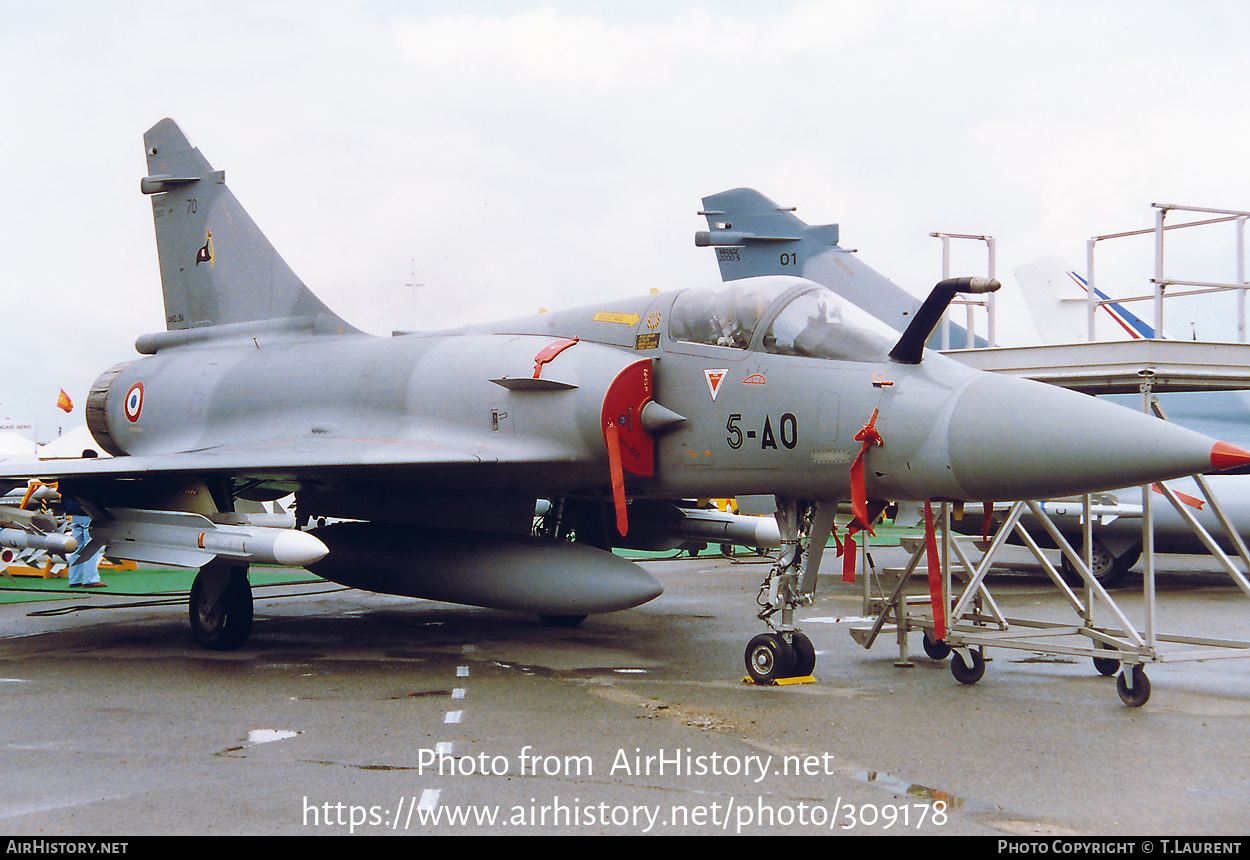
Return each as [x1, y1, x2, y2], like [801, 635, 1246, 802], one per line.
[1014, 257, 1157, 343]
[695, 188, 983, 349]
[696, 188, 821, 281]
[141, 119, 355, 334]
[1068, 270, 1156, 339]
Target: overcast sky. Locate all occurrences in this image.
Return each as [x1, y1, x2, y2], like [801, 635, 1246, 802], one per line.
[3, 1, 1249, 439]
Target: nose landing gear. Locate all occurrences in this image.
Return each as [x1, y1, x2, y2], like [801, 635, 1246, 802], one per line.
[744, 498, 831, 684]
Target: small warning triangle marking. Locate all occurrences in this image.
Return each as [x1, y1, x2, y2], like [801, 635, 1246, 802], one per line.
[704, 368, 728, 400]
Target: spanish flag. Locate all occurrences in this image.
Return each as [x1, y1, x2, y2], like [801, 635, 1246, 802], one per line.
[56, 389, 73, 413]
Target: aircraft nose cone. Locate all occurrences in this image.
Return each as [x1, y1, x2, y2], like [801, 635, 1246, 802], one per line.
[945, 373, 1234, 500]
[1210, 440, 1250, 472]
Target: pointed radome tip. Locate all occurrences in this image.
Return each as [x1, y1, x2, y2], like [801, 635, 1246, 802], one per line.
[1210, 441, 1250, 472]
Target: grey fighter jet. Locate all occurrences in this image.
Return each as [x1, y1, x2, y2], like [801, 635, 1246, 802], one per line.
[1, 120, 1245, 682]
[695, 188, 986, 350]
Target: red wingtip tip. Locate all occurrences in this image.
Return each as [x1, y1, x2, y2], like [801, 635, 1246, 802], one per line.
[1211, 441, 1250, 471]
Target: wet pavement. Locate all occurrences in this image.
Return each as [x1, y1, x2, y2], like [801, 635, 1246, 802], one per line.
[1, 547, 1248, 836]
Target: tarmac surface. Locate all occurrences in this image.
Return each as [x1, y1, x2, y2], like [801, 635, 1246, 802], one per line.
[1, 546, 1249, 836]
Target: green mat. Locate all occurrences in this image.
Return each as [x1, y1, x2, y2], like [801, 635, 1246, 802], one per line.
[0, 565, 324, 605]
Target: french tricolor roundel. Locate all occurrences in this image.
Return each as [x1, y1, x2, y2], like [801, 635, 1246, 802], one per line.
[124, 382, 144, 423]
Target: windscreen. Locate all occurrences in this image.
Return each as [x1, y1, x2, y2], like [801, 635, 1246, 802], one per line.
[668, 280, 795, 349]
[669, 279, 896, 362]
[762, 288, 894, 362]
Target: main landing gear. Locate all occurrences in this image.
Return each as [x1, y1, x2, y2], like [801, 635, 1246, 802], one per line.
[744, 498, 833, 684]
[189, 559, 254, 651]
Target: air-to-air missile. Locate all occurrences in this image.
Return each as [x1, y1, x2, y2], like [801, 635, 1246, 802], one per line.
[0, 505, 76, 556]
[79, 508, 328, 569]
[0, 528, 77, 556]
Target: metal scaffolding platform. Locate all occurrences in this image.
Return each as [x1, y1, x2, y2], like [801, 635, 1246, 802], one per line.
[948, 339, 1250, 394]
[850, 487, 1250, 707]
[841, 202, 1250, 705]
[844, 337, 1250, 707]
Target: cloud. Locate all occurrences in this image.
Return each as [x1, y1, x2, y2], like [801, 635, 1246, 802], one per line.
[3, 1, 1249, 436]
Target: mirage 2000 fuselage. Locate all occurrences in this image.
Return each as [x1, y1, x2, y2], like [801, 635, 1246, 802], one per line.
[83, 275, 1239, 525]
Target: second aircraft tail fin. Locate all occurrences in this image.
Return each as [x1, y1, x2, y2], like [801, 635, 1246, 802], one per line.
[696, 188, 984, 349]
[1014, 257, 1156, 343]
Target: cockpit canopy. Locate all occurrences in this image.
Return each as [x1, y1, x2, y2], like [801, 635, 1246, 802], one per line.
[668, 277, 895, 362]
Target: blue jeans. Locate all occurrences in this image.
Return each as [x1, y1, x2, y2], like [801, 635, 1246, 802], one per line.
[66, 515, 104, 586]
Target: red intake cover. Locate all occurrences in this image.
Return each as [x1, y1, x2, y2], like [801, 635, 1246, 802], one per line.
[601, 359, 655, 477]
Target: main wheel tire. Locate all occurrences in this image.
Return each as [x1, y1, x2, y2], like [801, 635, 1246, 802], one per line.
[539, 614, 587, 627]
[189, 566, 253, 651]
[745, 633, 795, 683]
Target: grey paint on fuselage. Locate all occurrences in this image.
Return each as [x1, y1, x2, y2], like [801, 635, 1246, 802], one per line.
[698, 193, 1250, 575]
[81, 279, 993, 503]
[1026, 393, 1250, 572]
[1057, 476, 1250, 559]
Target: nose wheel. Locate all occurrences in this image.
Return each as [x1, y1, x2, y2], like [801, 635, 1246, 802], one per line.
[790, 630, 816, 677]
[744, 630, 815, 683]
[745, 633, 793, 682]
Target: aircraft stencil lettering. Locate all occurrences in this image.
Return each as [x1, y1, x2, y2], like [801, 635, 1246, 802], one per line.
[1, 121, 1247, 682]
